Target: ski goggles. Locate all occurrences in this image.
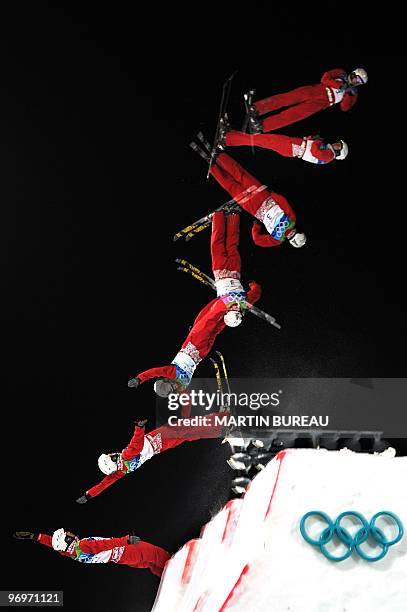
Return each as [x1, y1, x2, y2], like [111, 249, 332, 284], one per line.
[349, 72, 364, 86]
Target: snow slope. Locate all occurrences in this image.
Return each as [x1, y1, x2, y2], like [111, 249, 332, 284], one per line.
[152, 448, 407, 611]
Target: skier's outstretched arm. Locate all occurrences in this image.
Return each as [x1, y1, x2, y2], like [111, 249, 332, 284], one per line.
[37, 533, 52, 548]
[251, 222, 279, 248]
[246, 281, 262, 305]
[85, 470, 127, 499]
[130, 365, 177, 387]
[37, 534, 71, 557]
[121, 424, 145, 460]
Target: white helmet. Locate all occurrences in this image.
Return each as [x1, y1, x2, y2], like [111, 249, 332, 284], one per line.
[154, 378, 177, 398]
[224, 310, 243, 327]
[52, 528, 76, 552]
[351, 68, 368, 85]
[335, 140, 349, 160]
[98, 453, 119, 475]
[289, 232, 307, 248]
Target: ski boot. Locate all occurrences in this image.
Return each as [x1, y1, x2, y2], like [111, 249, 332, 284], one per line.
[217, 113, 231, 150]
[244, 90, 262, 134]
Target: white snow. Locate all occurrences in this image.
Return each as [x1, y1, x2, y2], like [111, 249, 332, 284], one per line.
[152, 448, 407, 612]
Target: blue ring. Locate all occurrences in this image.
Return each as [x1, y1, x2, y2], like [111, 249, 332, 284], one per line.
[355, 526, 389, 562]
[370, 511, 404, 546]
[319, 526, 353, 562]
[300, 511, 333, 546]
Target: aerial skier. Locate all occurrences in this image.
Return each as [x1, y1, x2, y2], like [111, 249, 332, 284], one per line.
[223, 130, 349, 164]
[13, 530, 170, 577]
[128, 211, 262, 397]
[244, 68, 368, 133]
[74, 418, 223, 502]
[190, 134, 305, 248]
[203, 145, 306, 249]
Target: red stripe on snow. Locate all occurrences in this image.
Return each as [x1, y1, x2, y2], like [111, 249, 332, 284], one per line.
[264, 450, 286, 519]
[219, 564, 250, 611]
[193, 591, 210, 611]
[181, 539, 199, 585]
[221, 500, 239, 543]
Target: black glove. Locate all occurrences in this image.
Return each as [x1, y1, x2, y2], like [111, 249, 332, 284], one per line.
[13, 531, 37, 540]
[128, 377, 140, 388]
[128, 533, 141, 545]
[76, 493, 91, 504]
[135, 419, 147, 428]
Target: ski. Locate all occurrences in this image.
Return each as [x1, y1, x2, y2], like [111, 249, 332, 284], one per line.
[245, 304, 281, 330]
[175, 260, 282, 329]
[243, 89, 257, 154]
[189, 141, 211, 164]
[215, 351, 231, 396]
[197, 131, 212, 153]
[242, 89, 255, 132]
[176, 265, 215, 290]
[210, 354, 230, 413]
[173, 184, 267, 242]
[210, 357, 223, 394]
[207, 71, 237, 180]
[176, 259, 216, 289]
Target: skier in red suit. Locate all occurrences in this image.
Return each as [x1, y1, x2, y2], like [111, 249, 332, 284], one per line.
[210, 152, 306, 249]
[74, 417, 223, 501]
[13, 530, 170, 577]
[247, 68, 368, 133]
[224, 132, 349, 164]
[128, 211, 262, 397]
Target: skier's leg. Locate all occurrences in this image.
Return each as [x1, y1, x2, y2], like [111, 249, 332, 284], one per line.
[226, 132, 295, 157]
[212, 153, 267, 217]
[120, 541, 170, 575]
[210, 163, 267, 219]
[215, 153, 262, 191]
[253, 85, 316, 115]
[225, 214, 241, 274]
[210, 163, 249, 204]
[211, 211, 227, 273]
[261, 99, 330, 133]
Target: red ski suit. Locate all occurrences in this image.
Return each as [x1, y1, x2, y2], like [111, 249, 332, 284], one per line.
[211, 210, 241, 278]
[37, 533, 170, 577]
[135, 281, 261, 384]
[254, 69, 358, 132]
[210, 152, 296, 248]
[85, 419, 222, 499]
[225, 132, 335, 164]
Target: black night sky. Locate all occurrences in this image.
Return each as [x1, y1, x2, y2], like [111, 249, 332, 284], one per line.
[2, 5, 405, 612]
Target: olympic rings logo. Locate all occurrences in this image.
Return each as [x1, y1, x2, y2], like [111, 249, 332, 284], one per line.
[300, 511, 404, 562]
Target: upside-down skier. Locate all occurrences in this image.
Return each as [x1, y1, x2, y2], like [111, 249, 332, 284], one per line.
[13, 529, 170, 577]
[128, 210, 262, 397]
[191, 136, 306, 248]
[74, 417, 223, 501]
[245, 68, 368, 133]
[223, 130, 349, 164]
